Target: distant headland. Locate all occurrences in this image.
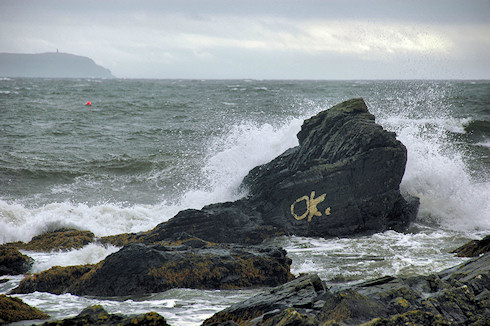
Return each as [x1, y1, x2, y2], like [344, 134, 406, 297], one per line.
[0, 52, 114, 78]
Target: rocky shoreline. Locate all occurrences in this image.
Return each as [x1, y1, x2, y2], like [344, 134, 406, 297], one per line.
[1, 99, 487, 325]
[204, 252, 490, 325]
[2, 240, 488, 325]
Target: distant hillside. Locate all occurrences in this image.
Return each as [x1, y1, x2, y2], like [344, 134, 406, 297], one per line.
[0, 52, 114, 78]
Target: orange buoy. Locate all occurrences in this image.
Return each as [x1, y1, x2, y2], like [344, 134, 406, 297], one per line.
[86, 101, 92, 106]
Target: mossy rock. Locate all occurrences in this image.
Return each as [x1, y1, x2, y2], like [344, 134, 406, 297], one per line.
[361, 310, 452, 326]
[452, 235, 490, 257]
[98, 232, 145, 247]
[0, 294, 49, 323]
[318, 289, 389, 324]
[262, 308, 317, 326]
[0, 244, 33, 275]
[70, 243, 293, 296]
[19, 228, 95, 251]
[98, 232, 212, 248]
[10, 264, 96, 295]
[39, 304, 169, 325]
[10, 242, 292, 297]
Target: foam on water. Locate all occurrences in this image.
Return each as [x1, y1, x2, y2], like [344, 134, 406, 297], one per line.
[0, 116, 305, 244]
[24, 243, 120, 273]
[8, 288, 258, 326]
[379, 115, 490, 233]
[265, 226, 473, 287]
[0, 200, 170, 243]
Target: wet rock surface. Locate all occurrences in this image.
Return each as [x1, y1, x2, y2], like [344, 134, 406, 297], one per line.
[11, 264, 96, 295]
[39, 304, 169, 326]
[0, 244, 33, 275]
[11, 238, 293, 297]
[452, 234, 490, 257]
[204, 254, 490, 325]
[242, 97, 418, 237]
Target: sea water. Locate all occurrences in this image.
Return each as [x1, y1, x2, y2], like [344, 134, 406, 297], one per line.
[1, 79, 489, 325]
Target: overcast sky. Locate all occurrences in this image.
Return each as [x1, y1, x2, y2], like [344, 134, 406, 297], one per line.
[1, 0, 489, 79]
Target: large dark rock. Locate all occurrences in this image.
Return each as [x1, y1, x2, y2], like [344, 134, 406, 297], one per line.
[204, 254, 490, 325]
[241, 98, 418, 237]
[142, 200, 283, 245]
[11, 238, 293, 297]
[135, 98, 418, 246]
[39, 305, 168, 326]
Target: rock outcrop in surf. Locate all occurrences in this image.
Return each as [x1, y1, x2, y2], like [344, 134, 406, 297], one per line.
[0, 245, 33, 276]
[38, 305, 168, 326]
[112, 98, 418, 245]
[10, 237, 293, 296]
[6, 98, 418, 299]
[0, 294, 49, 324]
[452, 235, 490, 257]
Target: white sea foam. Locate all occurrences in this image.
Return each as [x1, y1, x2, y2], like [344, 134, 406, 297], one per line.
[266, 228, 472, 284]
[379, 115, 490, 232]
[11, 288, 258, 326]
[25, 243, 120, 273]
[0, 200, 174, 243]
[0, 116, 306, 244]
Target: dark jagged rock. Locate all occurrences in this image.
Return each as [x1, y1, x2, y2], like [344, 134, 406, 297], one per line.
[70, 242, 292, 296]
[203, 274, 325, 326]
[0, 294, 49, 324]
[11, 239, 293, 297]
[143, 200, 285, 245]
[204, 254, 490, 325]
[39, 304, 169, 326]
[18, 228, 96, 252]
[135, 98, 418, 246]
[0, 244, 33, 275]
[241, 98, 417, 237]
[452, 235, 490, 257]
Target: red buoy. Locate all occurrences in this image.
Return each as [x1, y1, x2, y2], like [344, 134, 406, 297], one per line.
[86, 101, 92, 106]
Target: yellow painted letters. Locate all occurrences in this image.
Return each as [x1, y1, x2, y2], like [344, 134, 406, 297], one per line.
[290, 191, 331, 222]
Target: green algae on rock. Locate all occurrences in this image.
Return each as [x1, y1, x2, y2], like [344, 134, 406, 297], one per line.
[19, 228, 95, 251]
[0, 294, 49, 324]
[38, 304, 168, 326]
[10, 239, 293, 297]
[10, 264, 96, 295]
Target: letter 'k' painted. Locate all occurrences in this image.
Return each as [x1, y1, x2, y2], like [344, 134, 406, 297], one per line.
[290, 191, 330, 222]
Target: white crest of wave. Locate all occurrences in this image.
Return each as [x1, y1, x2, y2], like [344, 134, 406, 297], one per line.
[381, 116, 490, 232]
[0, 200, 170, 243]
[26, 243, 120, 273]
[181, 120, 302, 206]
[0, 117, 305, 244]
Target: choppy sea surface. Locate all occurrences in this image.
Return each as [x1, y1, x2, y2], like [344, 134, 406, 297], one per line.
[1, 79, 489, 325]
